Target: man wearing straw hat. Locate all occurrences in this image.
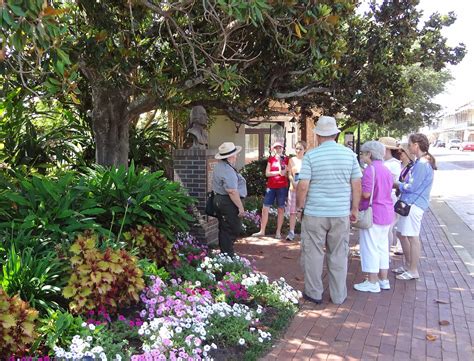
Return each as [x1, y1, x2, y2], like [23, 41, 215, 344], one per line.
[212, 142, 247, 256]
[296, 116, 362, 305]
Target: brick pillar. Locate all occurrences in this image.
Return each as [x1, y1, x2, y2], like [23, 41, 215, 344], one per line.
[172, 149, 219, 245]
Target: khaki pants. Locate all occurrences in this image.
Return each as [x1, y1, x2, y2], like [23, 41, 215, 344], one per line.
[300, 215, 350, 304]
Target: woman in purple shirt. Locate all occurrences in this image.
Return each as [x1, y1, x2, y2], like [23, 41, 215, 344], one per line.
[354, 141, 395, 293]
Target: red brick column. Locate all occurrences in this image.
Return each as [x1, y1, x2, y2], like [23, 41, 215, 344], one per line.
[172, 149, 218, 245]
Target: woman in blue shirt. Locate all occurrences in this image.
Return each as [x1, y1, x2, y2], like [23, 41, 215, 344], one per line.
[394, 133, 436, 280]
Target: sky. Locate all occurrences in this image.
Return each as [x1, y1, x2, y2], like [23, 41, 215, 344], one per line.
[417, 0, 474, 113]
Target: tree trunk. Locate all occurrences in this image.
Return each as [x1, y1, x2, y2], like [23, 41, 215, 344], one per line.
[91, 87, 130, 167]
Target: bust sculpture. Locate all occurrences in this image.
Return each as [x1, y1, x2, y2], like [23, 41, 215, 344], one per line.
[186, 105, 208, 149]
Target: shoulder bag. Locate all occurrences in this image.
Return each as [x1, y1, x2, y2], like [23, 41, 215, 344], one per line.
[394, 166, 431, 217]
[205, 191, 217, 217]
[353, 165, 375, 229]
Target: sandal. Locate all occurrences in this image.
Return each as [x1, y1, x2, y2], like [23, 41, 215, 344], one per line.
[396, 271, 419, 280]
[392, 266, 406, 274]
[251, 231, 265, 237]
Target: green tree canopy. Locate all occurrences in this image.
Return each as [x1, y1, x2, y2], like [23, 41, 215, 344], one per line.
[0, 0, 466, 166]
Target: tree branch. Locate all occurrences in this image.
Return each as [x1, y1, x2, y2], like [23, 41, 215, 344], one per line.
[274, 86, 331, 99]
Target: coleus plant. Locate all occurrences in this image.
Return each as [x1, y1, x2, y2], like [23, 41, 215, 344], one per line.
[63, 233, 145, 315]
[0, 288, 39, 356]
[123, 225, 178, 268]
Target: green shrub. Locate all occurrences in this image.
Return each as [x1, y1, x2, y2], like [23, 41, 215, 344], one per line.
[0, 163, 195, 242]
[137, 259, 170, 282]
[0, 243, 69, 316]
[0, 170, 101, 241]
[173, 262, 215, 288]
[31, 311, 86, 354]
[129, 119, 174, 173]
[0, 92, 94, 173]
[80, 162, 195, 239]
[241, 159, 267, 197]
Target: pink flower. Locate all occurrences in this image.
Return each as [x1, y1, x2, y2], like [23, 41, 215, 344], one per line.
[118, 315, 126, 321]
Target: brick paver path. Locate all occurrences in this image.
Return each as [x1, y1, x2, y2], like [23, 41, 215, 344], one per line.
[235, 209, 474, 360]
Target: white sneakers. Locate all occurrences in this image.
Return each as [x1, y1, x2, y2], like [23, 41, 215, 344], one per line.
[379, 279, 391, 290]
[354, 279, 391, 293]
[354, 280, 381, 293]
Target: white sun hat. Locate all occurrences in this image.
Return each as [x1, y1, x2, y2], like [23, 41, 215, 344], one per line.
[215, 142, 242, 159]
[313, 116, 341, 136]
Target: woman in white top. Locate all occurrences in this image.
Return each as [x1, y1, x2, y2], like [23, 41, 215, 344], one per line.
[285, 141, 307, 241]
[379, 137, 401, 248]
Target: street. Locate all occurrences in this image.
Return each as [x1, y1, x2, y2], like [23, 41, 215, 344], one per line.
[429, 147, 474, 273]
[430, 147, 474, 230]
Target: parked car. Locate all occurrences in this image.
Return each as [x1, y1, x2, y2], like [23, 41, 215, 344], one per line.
[434, 140, 445, 147]
[461, 141, 474, 151]
[447, 139, 462, 150]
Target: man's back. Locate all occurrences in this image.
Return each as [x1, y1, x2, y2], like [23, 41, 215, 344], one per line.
[299, 141, 362, 217]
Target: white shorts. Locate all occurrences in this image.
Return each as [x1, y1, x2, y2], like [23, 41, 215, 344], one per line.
[359, 224, 390, 273]
[396, 204, 424, 237]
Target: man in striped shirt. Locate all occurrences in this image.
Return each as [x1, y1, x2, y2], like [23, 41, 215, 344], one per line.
[296, 116, 362, 305]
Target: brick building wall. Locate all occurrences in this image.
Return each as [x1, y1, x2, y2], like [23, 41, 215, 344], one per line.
[172, 149, 219, 245]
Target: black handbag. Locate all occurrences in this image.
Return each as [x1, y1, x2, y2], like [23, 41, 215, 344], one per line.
[205, 191, 217, 217]
[396, 166, 431, 217]
[394, 200, 411, 216]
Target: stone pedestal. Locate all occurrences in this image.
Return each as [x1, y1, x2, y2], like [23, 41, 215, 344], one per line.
[172, 149, 218, 245]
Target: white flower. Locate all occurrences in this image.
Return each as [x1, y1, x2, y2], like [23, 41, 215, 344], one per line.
[86, 336, 93, 342]
[195, 281, 201, 287]
[238, 338, 245, 345]
[88, 323, 96, 331]
[211, 343, 217, 349]
[81, 322, 87, 328]
[204, 345, 211, 352]
[258, 337, 263, 343]
[91, 346, 104, 353]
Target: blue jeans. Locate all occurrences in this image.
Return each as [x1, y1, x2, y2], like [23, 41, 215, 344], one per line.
[263, 187, 288, 208]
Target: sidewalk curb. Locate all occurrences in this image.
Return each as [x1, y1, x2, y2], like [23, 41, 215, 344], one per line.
[430, 198, 474, 277]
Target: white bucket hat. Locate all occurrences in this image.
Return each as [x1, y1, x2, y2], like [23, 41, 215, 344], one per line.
[215, 142, 242, 159]
[313, 116, 341, 136]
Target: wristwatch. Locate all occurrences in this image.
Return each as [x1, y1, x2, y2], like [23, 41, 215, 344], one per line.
[297, 208, 304, 213]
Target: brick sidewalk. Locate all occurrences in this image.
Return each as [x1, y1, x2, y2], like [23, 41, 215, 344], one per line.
[235, 209, 474, 360]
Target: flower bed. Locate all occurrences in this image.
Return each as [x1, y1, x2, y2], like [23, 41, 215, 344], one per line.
[9, 233, 300, 360]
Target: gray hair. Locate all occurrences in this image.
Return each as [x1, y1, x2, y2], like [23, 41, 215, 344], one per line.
[361, 141, 385, 160]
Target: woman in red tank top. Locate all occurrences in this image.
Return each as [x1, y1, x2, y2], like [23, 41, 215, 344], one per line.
[252, 141, 289, 239]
